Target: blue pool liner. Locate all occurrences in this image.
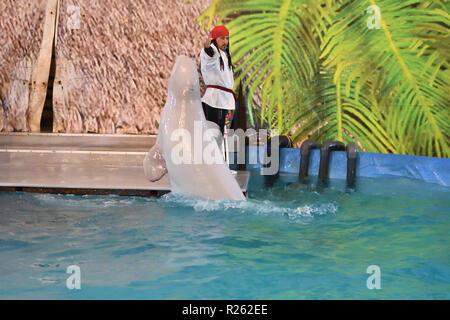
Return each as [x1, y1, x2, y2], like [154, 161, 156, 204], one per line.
[231, 146, 450, 187]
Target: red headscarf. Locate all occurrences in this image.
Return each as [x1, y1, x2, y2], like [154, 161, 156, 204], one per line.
[211, 25, 229, 39]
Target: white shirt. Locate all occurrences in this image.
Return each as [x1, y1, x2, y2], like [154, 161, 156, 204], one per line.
[199, 44, 235, 110]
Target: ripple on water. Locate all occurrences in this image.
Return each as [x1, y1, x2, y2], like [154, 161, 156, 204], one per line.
[159, 192, 339, 222]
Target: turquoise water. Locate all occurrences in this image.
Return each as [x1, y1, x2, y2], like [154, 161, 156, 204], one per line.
[0, 174, 449, 299]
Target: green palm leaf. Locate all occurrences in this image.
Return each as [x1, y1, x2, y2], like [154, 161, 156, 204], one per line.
[196, 0, 450, 157]
[321, 0, 449, 156]
[198, 0, 325, 133]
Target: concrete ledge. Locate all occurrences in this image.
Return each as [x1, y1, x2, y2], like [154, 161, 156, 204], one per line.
[0, 134, 250, 197]
[0, 133, 156, 152]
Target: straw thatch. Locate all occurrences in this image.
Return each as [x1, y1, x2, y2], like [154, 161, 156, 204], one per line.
[0, 0, 48, 132]
[53, 0, 211, 134]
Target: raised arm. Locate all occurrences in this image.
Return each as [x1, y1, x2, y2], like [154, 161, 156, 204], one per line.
[203, 33, 215, 57]
[200, 35, 219, 68]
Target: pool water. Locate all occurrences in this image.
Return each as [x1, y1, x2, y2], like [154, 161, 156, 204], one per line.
[0, 174, 449, 299]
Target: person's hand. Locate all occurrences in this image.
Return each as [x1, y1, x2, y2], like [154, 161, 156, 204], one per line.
[204, 33, 211, 48]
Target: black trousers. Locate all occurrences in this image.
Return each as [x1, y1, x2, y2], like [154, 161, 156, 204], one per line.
[202, 102, 233, 135]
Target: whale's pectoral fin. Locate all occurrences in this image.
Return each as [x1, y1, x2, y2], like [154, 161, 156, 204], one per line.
[143, 143, 168, 182]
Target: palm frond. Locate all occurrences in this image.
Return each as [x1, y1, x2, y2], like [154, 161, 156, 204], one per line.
[321, 0, 450, 156]
[199, 0, 326, 133]
[197, 0, 450, 157]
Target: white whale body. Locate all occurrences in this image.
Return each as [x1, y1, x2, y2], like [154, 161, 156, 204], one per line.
[144, 55, 245, 201]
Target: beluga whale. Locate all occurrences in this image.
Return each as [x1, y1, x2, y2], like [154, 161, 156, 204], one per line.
[143, 55, 245, 201]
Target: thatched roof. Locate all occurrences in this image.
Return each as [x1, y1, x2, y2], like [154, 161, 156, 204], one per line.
[53, 0, 212, 134]
[0, 0, 47, 132]
[1, 0, 212, 133]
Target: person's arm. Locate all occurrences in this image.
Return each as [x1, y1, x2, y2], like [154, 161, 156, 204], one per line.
[204, 46, 214, 57]
[201, 38, 220, 69]
[203, 33, 215, 57]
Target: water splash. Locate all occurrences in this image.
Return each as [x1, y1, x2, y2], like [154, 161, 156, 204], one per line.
[25, 188, 340, 222]
[31, 193, 138, 208]
[159, 192, 338, 222]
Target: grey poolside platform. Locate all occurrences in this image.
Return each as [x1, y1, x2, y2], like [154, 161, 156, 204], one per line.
[0, 133, 250, 197]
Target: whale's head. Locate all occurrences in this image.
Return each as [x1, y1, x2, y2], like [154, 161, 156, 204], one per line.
[168, 56, 200, 99]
